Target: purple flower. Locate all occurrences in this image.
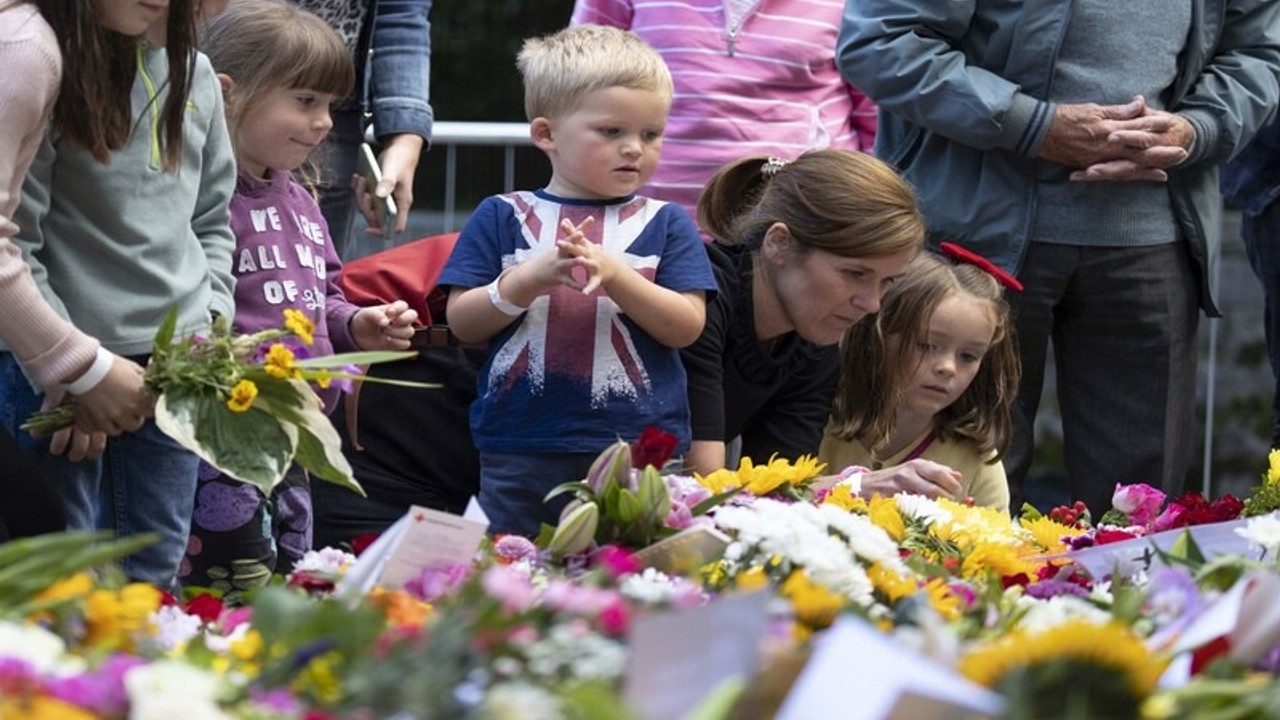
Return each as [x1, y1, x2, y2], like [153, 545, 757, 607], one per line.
[1145, 566, 1204, 635]
[493, 535, 539, 563]
[250, 686, 303, 714]
[0, 657, 39, 694]
[330, 364, 363, 395]
[46, 653, 145, 715]
[1025, 580, 1090, 600]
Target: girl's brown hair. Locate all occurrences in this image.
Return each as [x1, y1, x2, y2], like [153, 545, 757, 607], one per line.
[829, 251, 1021, 461]
[201, 0, 355, 144]
[37, 0, 200, 171]
[697, 150, 925, 259]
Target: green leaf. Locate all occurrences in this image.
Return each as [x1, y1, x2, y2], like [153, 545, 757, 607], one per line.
[155, 390, 295, 496]
[280, 379, 361, 495]
[545, 480, 596, 504]
[691, 487, 742, 516]
[682, 678, 746, 720]
[292, 350, 419, 368]
[1169, 530, 1207, 565]
[153, 305, 179, 353]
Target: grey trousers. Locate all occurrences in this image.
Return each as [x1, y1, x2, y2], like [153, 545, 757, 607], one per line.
[1005, 241, 1200, 515]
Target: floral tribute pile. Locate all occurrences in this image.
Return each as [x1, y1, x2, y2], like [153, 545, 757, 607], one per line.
[6, 438, 1280, 720]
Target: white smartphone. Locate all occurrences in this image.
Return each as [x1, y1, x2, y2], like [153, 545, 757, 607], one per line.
[357, 142, 399, 231]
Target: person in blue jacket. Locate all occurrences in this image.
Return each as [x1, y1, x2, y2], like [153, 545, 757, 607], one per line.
[1224, 118, 1280, 450]
[837, 0, 1280, 515]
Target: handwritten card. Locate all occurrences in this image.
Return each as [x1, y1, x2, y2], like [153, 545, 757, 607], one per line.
[623, 589, 771, 720]
[775, 616, 1004, 720]
[336, 499, 489, 599]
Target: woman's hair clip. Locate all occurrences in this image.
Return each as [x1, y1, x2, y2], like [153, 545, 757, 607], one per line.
[939, 242, 1024, 291]
[761, 156, 790, 178]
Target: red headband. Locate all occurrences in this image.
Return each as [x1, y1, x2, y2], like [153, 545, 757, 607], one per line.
[938, 242, 1023, 292]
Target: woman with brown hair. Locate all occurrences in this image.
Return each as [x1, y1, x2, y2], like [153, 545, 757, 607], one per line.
[682, 150, 960, 500]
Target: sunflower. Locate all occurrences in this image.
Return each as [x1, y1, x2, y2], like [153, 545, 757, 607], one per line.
[960, 620, 1169, 720]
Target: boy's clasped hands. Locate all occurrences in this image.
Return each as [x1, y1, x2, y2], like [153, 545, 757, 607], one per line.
[523, 216, 612, 296]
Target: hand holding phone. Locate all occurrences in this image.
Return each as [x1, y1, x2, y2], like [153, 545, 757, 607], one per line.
[357, 142, 399, 233]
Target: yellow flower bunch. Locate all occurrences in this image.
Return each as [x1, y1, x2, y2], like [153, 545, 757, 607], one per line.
[867, 562, 917, 603]
[1268, 448, 1280, 486]
[695, 454, 827, 496]
[291, 649, 344, 706]
[83, 582, 163, 650]
[867, 495, 905, 541]
[0, 696, 97, 720]
[821, 482, 866, 512]
[1022, 515, 1087, 555]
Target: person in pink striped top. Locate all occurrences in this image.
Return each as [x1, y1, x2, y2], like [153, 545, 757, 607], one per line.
[570, 0, 877, 223]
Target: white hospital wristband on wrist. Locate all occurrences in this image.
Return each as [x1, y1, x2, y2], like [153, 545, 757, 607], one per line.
[66, 347, 113, 395]
[487, 272, 527, 317]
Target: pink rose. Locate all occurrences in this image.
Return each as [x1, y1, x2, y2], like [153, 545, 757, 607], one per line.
[1112, 483, 1166, 527]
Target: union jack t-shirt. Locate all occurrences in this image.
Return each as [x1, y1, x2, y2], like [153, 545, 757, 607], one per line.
[439, 190, 718, 454]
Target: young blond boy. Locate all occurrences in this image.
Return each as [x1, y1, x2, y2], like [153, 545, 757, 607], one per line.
[439, 25, 717, 536]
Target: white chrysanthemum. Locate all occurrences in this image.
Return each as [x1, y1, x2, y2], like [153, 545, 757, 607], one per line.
[619, 568, 707, 606]
[0, 620, 68, 675]
[1235, 513, 1280, 556]
[203, 619, 251, 654]
[715, 499, 877, 607]
[895, 494, 953, 525]
[481, 682, 566, 720]
[146, 605, 203, 653]
[820, 504, 909, 574]
[520, 622, 627, 682]
[291, 547, 356, 574]
[1016, 595, 1112, 634]
[125, 660, 230, 720]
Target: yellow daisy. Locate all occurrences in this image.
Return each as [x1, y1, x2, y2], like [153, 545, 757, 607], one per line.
[283, 308, 315, 345]
[263, 343, 298, 379]
[226, 379, 258, 413]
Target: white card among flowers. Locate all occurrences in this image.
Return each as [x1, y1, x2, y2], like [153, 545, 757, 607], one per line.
[336, 499, 489, 598]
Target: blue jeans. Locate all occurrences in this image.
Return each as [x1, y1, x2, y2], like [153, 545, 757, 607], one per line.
[479, 452, 594, 537]
[0, 352, 199, 590]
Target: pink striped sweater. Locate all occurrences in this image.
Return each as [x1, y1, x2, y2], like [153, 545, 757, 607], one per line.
[571, 0, 878, 221]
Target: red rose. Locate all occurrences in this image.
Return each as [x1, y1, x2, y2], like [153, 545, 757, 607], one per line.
[630, 426, 678, 470]
[1208, 494, 1245, 523]
[184, 593, 225, 623]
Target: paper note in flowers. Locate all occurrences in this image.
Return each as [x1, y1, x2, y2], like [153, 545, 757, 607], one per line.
[623, 589, 771, 720]
[336, 499, 489, 598]
[776, 616, 1004, 720]
[1058, 517, 1264, 579]
[630, 525, 731, 575]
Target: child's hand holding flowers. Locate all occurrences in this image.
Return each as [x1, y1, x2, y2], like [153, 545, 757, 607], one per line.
[24, 308, 426, 497]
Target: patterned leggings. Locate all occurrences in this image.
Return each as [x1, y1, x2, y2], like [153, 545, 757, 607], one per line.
[180, 462, 311, 596]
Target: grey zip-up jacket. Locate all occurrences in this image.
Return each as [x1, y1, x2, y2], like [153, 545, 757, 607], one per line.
[838, 0, 1280, 315]
[12, 43, 236, 357]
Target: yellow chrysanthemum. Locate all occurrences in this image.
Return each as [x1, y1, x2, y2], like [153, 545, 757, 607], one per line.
[283, 308, 315, 345]
[867, 495, 905, 541]
[923, 577, 964, 621]
[959, 620, 1169, 697]
[780, 570, 844, 630]
[226, 379, 259, 413]
[292, 650, 343, 705]
[1267, 448, 1280, 486]
[0, 695, 99, 720]
[821, 482, 866, 512]
[961, 542, 1038, 580]
[31, 572, 93, 606]
[695, 468, 742, 495]
[263, 343, 298, 379]
[736, 565, 770, 592]
[740, 454, 827, 495]
[868, 563, 917, 603]
[84, 583, 162, 649]
[1022, 515, 1085, 554]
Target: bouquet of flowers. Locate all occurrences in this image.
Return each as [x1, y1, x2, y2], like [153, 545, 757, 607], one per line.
[24, 308, 422, 496]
